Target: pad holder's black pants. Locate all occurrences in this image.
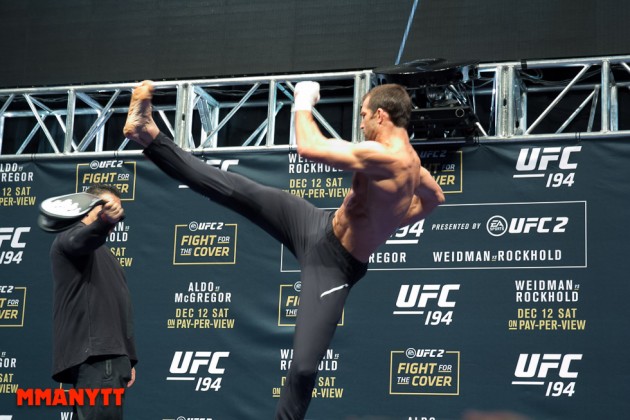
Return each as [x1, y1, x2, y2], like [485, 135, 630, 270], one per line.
[70, 355, 131, 420]
[145, 133, 368, 420]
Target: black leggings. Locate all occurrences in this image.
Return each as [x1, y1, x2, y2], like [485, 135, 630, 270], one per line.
[145, 133, 367, 420]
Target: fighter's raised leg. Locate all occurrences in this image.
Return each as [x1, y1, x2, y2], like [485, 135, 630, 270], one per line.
[123, 81, 320, 258]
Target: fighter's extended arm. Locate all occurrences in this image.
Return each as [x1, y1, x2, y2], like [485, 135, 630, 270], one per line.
[399, 166, 445, 226]
[294, 82, 396, 177]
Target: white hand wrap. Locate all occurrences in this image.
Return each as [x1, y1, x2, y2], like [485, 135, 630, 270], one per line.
[293, 81, 320, 111]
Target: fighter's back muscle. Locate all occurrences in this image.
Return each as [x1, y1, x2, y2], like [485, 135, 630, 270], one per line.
[333, 146, 420, 261]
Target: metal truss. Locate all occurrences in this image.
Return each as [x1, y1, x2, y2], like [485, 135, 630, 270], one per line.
[477, 55, 630, 143]
[1, 55, 630, 160]
[0, 71, 372, 160]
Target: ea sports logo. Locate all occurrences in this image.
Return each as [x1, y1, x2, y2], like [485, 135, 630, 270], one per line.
[486, 216, 508, 237]
[189, 222, 199, 231]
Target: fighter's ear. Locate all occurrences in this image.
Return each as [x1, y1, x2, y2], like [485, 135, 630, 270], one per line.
[375, 108, 389, 124]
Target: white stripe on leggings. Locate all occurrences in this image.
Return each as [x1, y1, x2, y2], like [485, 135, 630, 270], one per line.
[320, 284, 349, 298]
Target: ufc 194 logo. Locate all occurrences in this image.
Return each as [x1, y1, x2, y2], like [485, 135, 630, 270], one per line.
[167, 351, 230, 392]
[387, 220, 425, 245]
[179, 160, 239, 189]
[0, 227, 30, 265]
[393, 284, 460, 326]
[512, 353, 582, 397]
[205, 159, 239, 171]
[513, 146, 581, 188]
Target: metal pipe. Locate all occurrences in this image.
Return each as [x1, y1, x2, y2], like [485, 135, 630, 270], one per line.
[526, 65, 591, 134]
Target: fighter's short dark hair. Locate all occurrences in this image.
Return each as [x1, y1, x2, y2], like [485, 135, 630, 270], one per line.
[363, 84, 412, 128]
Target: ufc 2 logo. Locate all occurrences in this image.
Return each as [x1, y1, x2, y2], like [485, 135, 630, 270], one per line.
[169, 351, 230, 375]
[514, 353, 582, 379]
[516, 146, 581, 172]
[90, 160, 123, 169]
[396, 284, 460, 308]
[508, 217, 569, 234]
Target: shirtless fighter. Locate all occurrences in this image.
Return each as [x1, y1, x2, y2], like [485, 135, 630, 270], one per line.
[123, 80, 445, 420]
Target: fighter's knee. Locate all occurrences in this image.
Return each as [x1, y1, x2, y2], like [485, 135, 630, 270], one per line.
[289, 360, 318, 380]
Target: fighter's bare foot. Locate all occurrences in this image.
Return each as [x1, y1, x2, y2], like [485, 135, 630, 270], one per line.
[123, 80, 160, 147]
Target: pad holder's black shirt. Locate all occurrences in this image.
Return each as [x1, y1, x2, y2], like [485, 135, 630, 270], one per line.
[50, 218, 137, 383]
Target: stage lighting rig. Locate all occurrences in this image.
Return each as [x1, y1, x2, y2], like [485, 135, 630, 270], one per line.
[373, 58, 481, 141]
